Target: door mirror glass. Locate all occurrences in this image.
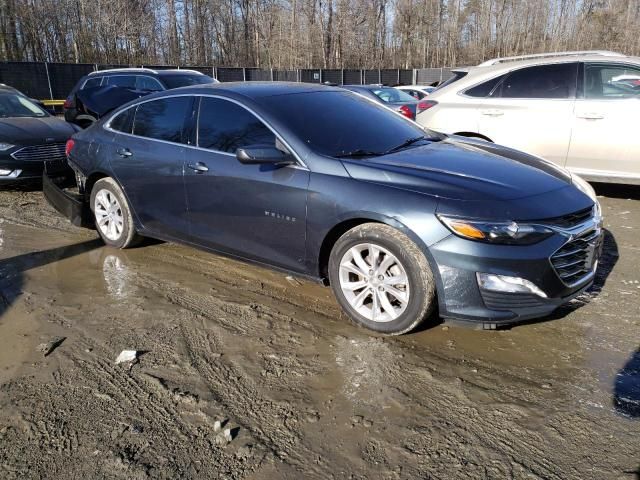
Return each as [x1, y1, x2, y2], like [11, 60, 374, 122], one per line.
[236, 146, 294, 165]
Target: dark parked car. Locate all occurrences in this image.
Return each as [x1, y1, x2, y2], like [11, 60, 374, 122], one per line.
[45, 82, 603, 334]
[0, 89, 78, 185]
[64, 68, 217, 128]
[342, 85, 425, 120]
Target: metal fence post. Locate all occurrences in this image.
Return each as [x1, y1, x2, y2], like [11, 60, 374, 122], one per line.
[44, 62, 54, 100]
[243, 67, 246, 81]
[397, 69, 400, 85]
[319, 68, 322, 83]
[270, 68, 274, 81]
[341, 69, 345, 85]
[412, 68, 417, 85]
[378, 69, 381, 84]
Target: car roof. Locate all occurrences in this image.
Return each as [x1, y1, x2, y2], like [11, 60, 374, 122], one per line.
[89, 68, 206, 77]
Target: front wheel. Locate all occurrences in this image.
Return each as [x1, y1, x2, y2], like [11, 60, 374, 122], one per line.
[328, 223, 436, 335]
[90, 177, 141, 249]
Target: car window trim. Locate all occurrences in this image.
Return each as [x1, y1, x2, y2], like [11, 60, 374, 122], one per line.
[80, 76, 104, 89]
[104, 93, 308, 170]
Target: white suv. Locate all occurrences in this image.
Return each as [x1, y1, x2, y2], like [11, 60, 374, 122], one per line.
[417, 51, 640, 185]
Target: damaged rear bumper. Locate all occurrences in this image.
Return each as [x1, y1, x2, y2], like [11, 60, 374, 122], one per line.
[43, 161, 93, 228]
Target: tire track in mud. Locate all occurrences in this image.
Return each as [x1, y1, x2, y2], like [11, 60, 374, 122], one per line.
[123, 269, 337, 477]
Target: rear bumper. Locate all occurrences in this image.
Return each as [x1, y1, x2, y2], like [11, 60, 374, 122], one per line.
[43, 163, 93, 228]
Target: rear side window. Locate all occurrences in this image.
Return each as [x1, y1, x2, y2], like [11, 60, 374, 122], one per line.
[584, 63, 640, 98]
[132, 96, 192, 143]
[106, 75, 137, 88]
[497, 63, 577, 99]
[82, 77, 102, 89]
[109, 107, 134, 134]
[464, 74, 505, 97]
[136, 76, 163, 92]
[197, 97, 275, 153]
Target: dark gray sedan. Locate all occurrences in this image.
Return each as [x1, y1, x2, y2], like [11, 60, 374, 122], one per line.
[45, 82, 602, 334]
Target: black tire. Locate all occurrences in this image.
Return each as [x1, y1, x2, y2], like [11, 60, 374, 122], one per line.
[328, 223, 436, 335]
[90, 177, 141, 249]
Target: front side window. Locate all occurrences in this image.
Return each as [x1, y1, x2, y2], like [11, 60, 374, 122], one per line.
[497, 63, 577, 99]
[132, 96, 192, 143]
[197, 97, 275, 153]
[585, 63, 640, 98]
[82, 77, 102, 89]
[106, 75, 137, 88]
[136, 76, 163, 92]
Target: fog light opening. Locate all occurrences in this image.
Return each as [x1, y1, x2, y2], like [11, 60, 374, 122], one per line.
[476, 273, 547, 298]
[0, 169, 13, 176]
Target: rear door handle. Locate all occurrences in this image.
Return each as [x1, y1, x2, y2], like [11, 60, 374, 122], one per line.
[187, 162, 209, 173]
[577, 112, 604, 120]
[117, 148, 132, 157]
[480, 109, 504, 117]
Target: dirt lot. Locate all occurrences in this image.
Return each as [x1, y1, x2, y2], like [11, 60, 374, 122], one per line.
[0, 185, 638, 479]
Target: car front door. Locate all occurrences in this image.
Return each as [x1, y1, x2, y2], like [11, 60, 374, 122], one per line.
[106, 95, 194, 239]
[183, 96, 309, 272]
[477, 62, 578, 166]
[566, 62, 640, 181]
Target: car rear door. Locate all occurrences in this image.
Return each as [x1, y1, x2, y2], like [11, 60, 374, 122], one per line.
[477, 63, 578, 166]
[106, 95, 194, 238]
[566, 62, 640, 180]
[183, 96, 309, 272]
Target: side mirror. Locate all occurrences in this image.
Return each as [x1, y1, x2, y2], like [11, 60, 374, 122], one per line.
[236, 146, 294, 166]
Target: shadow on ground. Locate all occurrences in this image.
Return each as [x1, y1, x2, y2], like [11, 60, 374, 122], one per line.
[0, 239, 103, 319]
[615, 348, 640, 419]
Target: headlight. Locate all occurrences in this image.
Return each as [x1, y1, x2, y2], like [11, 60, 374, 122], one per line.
[0, 142, 15, 151]
[438, 215, 554, 245]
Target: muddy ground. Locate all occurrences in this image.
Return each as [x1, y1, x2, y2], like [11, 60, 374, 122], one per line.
[0, 185, 638, 479]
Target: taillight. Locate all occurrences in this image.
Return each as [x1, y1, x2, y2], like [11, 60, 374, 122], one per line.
[397, 105, 413, 119]
[63, 99, 71, 109]
[417, 100, 438, 113]
[65, 139, 75, 157]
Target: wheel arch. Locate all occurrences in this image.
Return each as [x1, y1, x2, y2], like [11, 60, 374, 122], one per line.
[317, 213, 431, 283]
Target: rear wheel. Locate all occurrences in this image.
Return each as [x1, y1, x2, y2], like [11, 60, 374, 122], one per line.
[90, 177, 141, 249]
[328, 223, 436, 335]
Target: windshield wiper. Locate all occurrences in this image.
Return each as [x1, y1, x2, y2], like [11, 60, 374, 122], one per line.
[384, 135, 428, 154]
[334, 149, 384, 158]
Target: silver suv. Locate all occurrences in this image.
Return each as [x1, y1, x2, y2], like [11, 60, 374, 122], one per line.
[417, 51, 640, 185]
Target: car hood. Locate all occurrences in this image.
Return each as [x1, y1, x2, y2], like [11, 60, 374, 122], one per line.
[341, 136, 572, 202]
[0, 116, 77, 144]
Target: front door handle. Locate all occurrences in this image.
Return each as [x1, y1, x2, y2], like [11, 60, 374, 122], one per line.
[117, 148, 132, 157]
[480, 109, 504, 117]
[577, 112, 604, 120]
[187, 162, 209, 173]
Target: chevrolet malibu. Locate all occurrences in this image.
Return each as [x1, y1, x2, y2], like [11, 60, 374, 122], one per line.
[45, 82, 603, 334]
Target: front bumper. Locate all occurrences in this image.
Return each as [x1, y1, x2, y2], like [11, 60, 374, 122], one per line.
[42, 161, 93, 227]
[430, 227, 603, 328]
[0, 158, 46, 184]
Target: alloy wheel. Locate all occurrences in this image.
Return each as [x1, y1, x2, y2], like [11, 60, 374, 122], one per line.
[94, 188, 124, 241]
[338, 243, 410, 322]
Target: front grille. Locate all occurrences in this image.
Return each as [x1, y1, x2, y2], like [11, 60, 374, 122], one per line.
[537, 207, 593, 229]
[11, 143, 66, 162]
[551, 229, 600, 285]
[481, 291, 547, 311]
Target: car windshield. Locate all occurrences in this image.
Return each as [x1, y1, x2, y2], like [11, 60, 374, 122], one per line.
[160, 74, 216, 89]
[0, 93, 48, 118]
[372, 88, 416, 103]
[259, 91, 439, 158]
